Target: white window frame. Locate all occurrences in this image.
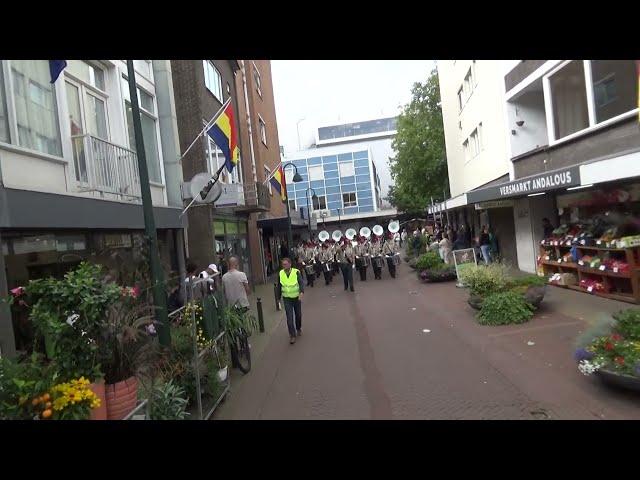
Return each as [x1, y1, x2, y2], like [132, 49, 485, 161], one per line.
[457, 87, 464, 112]
[64, 62, 110, 142]
[258, 114, 267, 146]
[265, 165, 272, 195]
[342, 192, 357, 208]
[204, 119, 241, 184]
[543, 60, 639, 146]
[203, 60, 223, 102]
[0, 60, 66, 162]
[122, 74, 164, 186]
[308, 164, 323, 181]
[312, 194, 327, 211]
[253, 61, 262, 98]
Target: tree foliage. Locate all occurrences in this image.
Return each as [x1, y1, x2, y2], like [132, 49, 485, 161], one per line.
[388, 69, 448, 214]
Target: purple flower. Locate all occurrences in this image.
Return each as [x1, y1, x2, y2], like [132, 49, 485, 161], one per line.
[146, 324, 157, 336]
[574, 348, 594, 362]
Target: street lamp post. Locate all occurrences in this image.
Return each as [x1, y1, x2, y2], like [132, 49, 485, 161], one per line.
[336, 208, 342, 229]
[305, 187, 318, 239]
[282, 162, 303, 254]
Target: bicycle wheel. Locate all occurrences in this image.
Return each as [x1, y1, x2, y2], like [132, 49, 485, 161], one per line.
[230, 329, 251, 374]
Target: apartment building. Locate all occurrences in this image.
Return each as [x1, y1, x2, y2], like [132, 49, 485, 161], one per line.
[0, 60, 185, 357]
[435, 60, 519, 265]
[434, 60, 640, 305]
[171, 60, 274, 286]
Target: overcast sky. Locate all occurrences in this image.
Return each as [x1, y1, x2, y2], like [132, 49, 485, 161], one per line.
[271, 60, 435, 155]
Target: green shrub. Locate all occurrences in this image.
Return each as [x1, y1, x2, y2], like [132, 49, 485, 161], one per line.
[415, 251, 443, 270]
[146, 379, 190, 420]
[612, 309, 640, 340]
[506, 274, 547, 289]
[459, 264, 508, 297]
[477, 290, 534, 326]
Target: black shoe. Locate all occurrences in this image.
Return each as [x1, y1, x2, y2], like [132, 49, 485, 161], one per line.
[290, 336, 296, 344]
[350, 287, 355, 292]
[344, 287, 348, 291]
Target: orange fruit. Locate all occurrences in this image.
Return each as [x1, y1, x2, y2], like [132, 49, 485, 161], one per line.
[42, 393, 51, 402]
[42, 409, 52, 419]
[32, 398, 40, 406]
[45, 402, 52, 409]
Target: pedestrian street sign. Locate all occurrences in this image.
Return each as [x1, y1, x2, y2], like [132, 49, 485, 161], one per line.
[452, 248, 477, 288]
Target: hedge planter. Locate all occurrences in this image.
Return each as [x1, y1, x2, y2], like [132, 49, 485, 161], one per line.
[523, 285, 546, 309]
[468, 294, 483, 310]
[419, 268, 457, 283]
[408, 258, 418, 270]
[105, 377, 138, 420]
[89, 379, 108, 420]
[596, 367, 640, 393]
[468, 286, 545, 311]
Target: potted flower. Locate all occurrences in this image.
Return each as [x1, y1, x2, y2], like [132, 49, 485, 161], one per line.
[97, 294, 157, 420]
[574, 308, 640, 391]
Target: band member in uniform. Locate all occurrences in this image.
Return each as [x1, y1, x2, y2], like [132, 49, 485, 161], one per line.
[313, 241, 323, 283]
[320, 242, 333, 285]
[302, 242, 316, 287]
[336, 239, 355, 292]
[383, 233, 398, 278]
[371, 234, 383, 279]
[355, 235, 370, 281]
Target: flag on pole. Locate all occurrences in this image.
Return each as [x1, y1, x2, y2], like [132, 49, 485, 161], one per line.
[49, 60, 67, 84]
[270, 165, 287, 202]
[207, 100, 240, 173]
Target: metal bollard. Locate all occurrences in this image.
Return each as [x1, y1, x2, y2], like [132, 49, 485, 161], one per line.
[274, 283, 281, 311]
[257, 297, 265, 333]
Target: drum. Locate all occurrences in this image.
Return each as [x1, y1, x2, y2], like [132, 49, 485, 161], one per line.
[372, 256, 384, 269]
[355, 256, 365, 269]
[363, 255, 371, 267]
[393, 253, 401, 266]
[304, 265, 316, 276]
[323, 262, 331, 273]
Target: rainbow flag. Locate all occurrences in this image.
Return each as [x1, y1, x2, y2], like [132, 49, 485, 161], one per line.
[207, 100, 240, 172]
[270, 165, 287, 202]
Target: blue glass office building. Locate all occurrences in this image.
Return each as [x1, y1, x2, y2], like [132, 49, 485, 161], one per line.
[284, 148, 382, 220]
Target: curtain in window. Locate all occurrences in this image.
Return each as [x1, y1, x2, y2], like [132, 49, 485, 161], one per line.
[11, 60, 62, 155]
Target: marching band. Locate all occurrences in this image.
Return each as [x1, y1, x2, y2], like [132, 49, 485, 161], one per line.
[294, 220, 401, 290]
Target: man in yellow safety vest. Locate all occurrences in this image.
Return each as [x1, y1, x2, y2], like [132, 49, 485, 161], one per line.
[277, 257, 305, 344]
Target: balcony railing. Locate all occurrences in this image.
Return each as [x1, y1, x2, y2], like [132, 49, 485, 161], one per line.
[71, 134, 141, 202]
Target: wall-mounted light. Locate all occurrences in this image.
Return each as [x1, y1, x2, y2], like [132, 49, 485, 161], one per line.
[527, 192, 545, 197]
[516, 120, 525, 127]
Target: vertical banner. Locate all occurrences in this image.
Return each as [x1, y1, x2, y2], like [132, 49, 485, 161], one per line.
[452, 248, 478, 288]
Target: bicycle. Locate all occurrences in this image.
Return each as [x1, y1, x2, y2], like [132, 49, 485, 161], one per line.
[223, 305, 257, 375]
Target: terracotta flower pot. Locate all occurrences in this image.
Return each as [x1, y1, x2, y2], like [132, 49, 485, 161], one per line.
[105, 377, 138, 420]
[89, 379, 108, 420]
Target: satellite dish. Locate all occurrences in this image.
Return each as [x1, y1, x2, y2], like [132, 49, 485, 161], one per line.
[372, 225, 384, 237]
[388, 220, 400, 233]
[360, 227, 371, 239]
[332, 230, 343, 242]
[318, 230, 330, 242]
[190, 172, 222, 203]
[345, 228, 357, 240]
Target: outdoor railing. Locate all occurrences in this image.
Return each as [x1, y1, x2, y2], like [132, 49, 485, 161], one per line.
[71, 134, 142, 202]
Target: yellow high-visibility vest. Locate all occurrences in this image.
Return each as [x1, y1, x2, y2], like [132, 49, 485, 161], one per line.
[279, 268, 300, 298]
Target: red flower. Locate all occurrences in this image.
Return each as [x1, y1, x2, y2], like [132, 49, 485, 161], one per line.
[614, 356, 625, 365]
[131, 286, 141, 299]
[611, 333, 623, 342]
[604, 342, 615, 351]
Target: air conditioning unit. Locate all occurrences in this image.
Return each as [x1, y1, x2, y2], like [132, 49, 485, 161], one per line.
[313, 209, 330, 219]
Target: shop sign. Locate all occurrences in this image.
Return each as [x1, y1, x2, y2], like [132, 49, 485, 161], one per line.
[467, 166, 581, 203]
[475, 200, 514, 210]
[103, 234, 132, 249]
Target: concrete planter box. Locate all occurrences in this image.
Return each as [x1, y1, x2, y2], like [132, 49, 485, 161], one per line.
[597, 367, 640, 393]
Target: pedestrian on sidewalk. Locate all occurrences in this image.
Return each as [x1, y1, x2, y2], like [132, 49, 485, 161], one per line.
[277, 257, 305, 344]
[479, 226, 492, 265]
[221, 256, 251, 311]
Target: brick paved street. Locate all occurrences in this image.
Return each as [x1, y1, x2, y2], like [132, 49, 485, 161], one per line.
[215, 260, 640, 420]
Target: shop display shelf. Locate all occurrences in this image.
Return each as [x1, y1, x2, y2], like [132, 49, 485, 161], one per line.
[577, 266, 632, 279]
[541, 260, 578, 269]
[576, 245, 627, 252]
[566, 284, 638, 304]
